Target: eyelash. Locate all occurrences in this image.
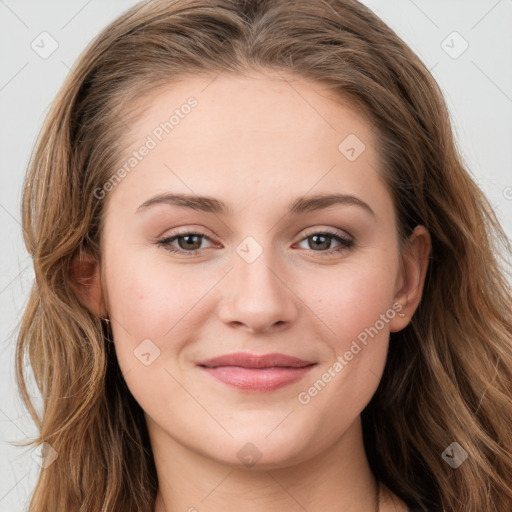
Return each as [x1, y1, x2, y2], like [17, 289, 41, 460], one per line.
[156, 228, 354, 257]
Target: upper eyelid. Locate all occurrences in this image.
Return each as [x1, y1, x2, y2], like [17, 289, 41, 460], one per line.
[299, 227, 352, 240]
[159, 229, 219, 245]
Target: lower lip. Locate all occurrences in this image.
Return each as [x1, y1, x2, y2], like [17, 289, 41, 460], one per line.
[198, 365, 315, 391]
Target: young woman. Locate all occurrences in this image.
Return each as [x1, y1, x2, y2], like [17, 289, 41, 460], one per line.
[16, 1, 512, 511]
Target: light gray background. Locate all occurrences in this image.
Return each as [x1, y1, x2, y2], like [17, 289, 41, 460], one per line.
[1, 1, 511, 510]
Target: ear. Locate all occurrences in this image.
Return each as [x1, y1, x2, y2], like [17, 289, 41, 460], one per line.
[69, 249, 107, 317]
[389, 225, 431, 332]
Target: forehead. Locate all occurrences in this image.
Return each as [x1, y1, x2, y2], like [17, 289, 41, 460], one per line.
[131, 70, 375, 153]
[104, 71, 390, 218]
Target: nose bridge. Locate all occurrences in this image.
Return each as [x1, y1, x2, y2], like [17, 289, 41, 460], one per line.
[218, 236, 298, 333]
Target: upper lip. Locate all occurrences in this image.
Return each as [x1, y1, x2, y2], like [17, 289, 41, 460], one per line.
[196, 352, 316, 369]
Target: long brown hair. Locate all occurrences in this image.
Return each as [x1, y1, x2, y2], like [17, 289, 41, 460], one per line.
[16, 1, 512, 510]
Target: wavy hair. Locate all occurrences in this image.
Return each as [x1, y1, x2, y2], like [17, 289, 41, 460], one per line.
[16, 0, 512, 511]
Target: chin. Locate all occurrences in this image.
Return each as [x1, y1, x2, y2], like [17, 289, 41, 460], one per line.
[207, 433, 312, 471]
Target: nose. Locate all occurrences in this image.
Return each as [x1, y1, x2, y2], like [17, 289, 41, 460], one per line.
[217, 250, 299, 334]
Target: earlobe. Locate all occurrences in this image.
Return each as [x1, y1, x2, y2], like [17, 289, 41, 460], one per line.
[389, 225, 431, 332]
[69, 249, 107, 317]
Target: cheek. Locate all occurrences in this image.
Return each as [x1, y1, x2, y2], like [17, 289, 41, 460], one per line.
[298, 252, 400, 407]
[103, 244, 227, 376]
[105, 261, 178, 336]
[105, 240, 399, 352]
[102, 247, 188, 364]
[304, 254, 399, 345]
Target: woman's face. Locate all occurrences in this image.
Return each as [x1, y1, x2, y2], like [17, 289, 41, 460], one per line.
[95, 70, 428, 469]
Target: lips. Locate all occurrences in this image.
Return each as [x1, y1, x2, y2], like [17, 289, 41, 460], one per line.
[196, 352, 316, 391]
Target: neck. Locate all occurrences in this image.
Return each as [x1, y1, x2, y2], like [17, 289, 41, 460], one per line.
[150, 415, 380, 512]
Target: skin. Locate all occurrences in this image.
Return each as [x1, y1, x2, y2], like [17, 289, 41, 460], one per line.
[74, 70, 431, 511]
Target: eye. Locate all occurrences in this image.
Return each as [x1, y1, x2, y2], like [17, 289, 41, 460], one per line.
[156, 231, 216, 255]
[296, 229, 354, 256]
[156, 228, 354, 257]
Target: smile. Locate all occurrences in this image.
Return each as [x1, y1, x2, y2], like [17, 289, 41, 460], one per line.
[195, 352, 317, 392]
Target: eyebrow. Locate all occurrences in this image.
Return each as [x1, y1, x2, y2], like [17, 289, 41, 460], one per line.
[136, 192, 375, 217]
